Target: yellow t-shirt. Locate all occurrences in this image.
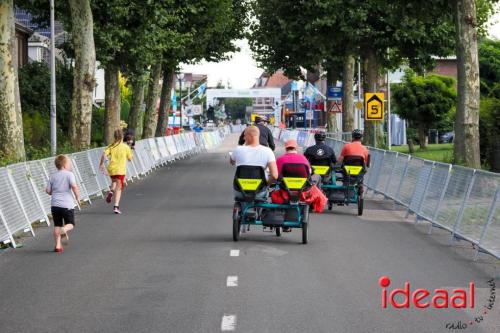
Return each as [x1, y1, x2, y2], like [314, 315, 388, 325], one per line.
[104, 142, 132, 176]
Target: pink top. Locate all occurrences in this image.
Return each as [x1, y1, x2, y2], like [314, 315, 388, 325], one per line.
[276, 152, 311, 175]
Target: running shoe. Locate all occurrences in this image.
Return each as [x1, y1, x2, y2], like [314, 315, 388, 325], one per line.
[106, 191, 114, 203]
[54, 247, 63, 253]
[113, 206, 122, 214]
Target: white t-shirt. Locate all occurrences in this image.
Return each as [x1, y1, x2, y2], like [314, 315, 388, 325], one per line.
[232, 145, 275, 168]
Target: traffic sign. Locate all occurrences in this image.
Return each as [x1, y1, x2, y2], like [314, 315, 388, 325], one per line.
[365, 93, 384, 121]
[327, 86, 342, 100]
[328, 100, 342, 113]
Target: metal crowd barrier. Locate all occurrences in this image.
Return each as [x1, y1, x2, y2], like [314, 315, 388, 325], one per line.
[0, 129, 229, 248]
[273, 128, 500, 261]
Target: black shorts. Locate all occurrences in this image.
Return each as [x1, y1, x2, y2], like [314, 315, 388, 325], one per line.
[51, 207, 75, 227]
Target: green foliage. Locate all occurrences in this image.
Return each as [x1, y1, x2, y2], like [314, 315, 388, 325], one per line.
[91, 107, 105, 146]
[392, 70, 457, 143]
[18, 61, 73, 147]
[221, 98, 252, 121]
[392, 143, 454, 164]
[479, 38, 500, 95]
[249, 0, 456, 78]
[479, 96, 500, 171]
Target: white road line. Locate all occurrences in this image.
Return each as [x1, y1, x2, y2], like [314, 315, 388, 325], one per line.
[221, 314, 237, 331]
[230, 249, 239, 257]
[226, 276, 238, 287]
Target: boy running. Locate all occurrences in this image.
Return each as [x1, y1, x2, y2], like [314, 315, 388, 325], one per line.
[99, 129, 133, 214]
[46, 155, 80, 253]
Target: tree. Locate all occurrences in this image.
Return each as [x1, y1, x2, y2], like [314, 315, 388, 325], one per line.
[142, 63, 162, 138]
[392, 71, 456, 149]
[17, 0, 96, 150]
[155, 0, 248, 136]
[249, 0, 456, 144]
[91, 0, 184, 140]
[0, 0, 25, 161]
[67, 0, 96, 149]
[478, 39, 500, 95]
[155, 64, 175, 136]
[18, 61, 73, 148]
[453, 0, 480, 167]
[478, 38, 500, 170]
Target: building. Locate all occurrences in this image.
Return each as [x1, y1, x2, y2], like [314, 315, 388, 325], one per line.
[431, 56, 457, 79]
[15, 8, 106, 106]
[252, 70, 292, 121]
[14, 22, 32, 69]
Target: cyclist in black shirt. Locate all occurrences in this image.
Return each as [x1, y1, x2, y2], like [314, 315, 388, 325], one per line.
[238, 116, 275, 151]
[304, 132, 336, 183]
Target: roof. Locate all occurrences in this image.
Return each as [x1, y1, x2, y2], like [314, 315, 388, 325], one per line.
[15, 8, 67, 43]
[15, 22, 33, 35]
[253, 70, 291, 88]
[266, 70, 291, 87]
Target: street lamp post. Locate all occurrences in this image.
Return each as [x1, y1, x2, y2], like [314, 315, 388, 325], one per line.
[50, 0, 56, 156]
[178, 73, 184, 128]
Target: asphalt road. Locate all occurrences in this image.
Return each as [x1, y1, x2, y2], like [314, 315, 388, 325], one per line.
[0, 134, 498, 333]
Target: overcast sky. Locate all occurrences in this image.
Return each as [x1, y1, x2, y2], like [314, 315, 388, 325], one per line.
[181, 12, 500, 90]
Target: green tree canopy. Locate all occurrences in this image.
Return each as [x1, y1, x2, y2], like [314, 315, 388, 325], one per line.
[479, 38, 500, 96]
[392, 71, 457, 148]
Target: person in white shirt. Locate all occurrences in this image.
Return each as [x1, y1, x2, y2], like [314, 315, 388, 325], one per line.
[230, 126, 278, 200]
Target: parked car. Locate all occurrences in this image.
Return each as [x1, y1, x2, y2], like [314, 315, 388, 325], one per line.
[438, 132, 454, 143]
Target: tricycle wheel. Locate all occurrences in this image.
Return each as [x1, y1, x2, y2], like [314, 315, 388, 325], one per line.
[357, 198, 364, 216]
[233, 202, 241, 241]
[302, 222, 308, 244]
[302, 205, 310, 223]
[275, 227, 281, 237]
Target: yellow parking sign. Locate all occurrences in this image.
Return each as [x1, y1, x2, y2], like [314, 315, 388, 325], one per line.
[365, 93, 384, 121]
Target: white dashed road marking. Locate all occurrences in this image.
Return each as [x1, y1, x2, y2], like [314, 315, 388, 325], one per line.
[230, 249, 239, 257]
[226, 276, 238, 287]
[221, 314, 237, 331]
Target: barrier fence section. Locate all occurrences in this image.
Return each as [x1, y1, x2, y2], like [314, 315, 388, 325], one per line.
[273, 128, 500, 260]
[0, 129, 229, 248]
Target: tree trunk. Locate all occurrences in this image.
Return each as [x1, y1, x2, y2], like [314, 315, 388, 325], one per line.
[143, 63, 162, 139]
[68, 0, 96, 150]
[155, 67, 174, 137]
[418, 123, 428, 149]
[104, 64, 121, 145]
[408, 139, 415, 154]
[127, 75, 146, 136]
[453, 0, 481, 168]
[0, 0, 25, 161]
[362, 47, 384, 147]
[326, 65, 338, 133]
[342, 54, 355, 133]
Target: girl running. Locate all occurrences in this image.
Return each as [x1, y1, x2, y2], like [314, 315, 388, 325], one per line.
[99, 129, 133, 214]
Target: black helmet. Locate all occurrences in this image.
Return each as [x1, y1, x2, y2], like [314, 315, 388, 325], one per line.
[314, 132, 326, 141]
[352, 129, 363, 140]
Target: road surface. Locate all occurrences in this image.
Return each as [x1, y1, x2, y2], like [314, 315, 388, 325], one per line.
[0, 134, 498, 333]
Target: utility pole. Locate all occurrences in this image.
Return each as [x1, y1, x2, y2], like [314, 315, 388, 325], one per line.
[358, 59, 362, 130]
[178, 73, 184, 128]
[386, 47, 392, 150]
[50, 0, 57, 156]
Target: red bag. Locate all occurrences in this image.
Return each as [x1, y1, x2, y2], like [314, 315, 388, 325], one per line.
[270, 185, 327, 213]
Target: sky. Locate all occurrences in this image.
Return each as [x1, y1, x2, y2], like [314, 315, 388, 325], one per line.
[182, 12, 500, 90]
[181, 39, 263, 89]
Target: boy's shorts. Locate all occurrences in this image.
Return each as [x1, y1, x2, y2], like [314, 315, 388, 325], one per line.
[51, 207, 75, 227]
[110, 175, 125, 189]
